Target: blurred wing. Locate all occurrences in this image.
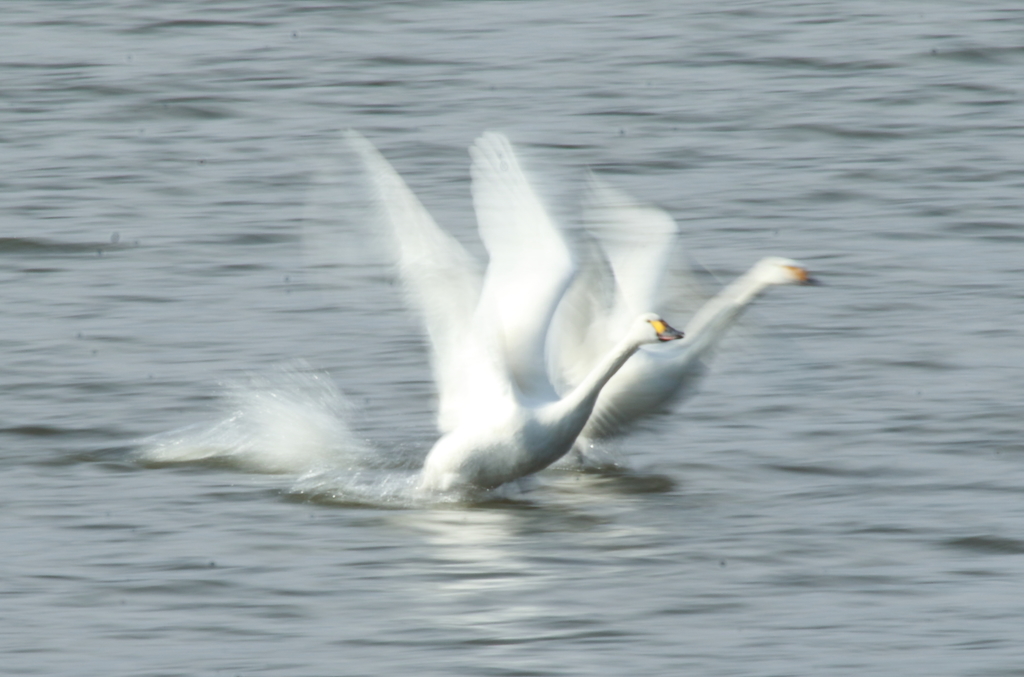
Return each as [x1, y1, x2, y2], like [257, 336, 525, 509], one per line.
[345, 130, 488, 433]
[583, 173, 680, 333]
[549, 174, 682, 394]
[546, 235, 616, 394]
[469, 132, 575, 401]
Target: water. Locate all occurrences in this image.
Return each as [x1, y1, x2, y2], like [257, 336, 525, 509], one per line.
[3, 1, 1024, 675]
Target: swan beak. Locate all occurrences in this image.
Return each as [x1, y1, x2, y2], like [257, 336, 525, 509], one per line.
[786, 265, 820, 286]
[650, 319, 685, 342]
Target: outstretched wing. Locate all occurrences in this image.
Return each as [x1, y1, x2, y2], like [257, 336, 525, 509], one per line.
[583, 173, 680, 333]
[469, 132, 575, 402]
[550, 174, 681, 394]
[346, 131, 488, 433]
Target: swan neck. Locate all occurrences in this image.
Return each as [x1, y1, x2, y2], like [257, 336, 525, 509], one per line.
[683, 267, 771, 340]
[553, 334, 640, 420]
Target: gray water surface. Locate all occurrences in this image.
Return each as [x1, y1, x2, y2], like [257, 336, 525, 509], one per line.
[3, 2, 1024, 675]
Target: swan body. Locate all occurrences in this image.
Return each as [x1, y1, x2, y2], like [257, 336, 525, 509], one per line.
[419, 313, 683, 492]
[556, 176, 818, 442]
[348, 131, 683, 492]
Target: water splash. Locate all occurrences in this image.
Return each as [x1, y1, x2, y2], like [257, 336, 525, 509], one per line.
[138, 363, 526, 507]
[140, 364, 376, 475]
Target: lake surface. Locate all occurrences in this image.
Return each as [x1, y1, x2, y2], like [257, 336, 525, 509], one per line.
[3, 2, 1024, 675]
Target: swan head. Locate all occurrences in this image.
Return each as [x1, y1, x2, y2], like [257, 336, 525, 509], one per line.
[752, 257, 819, 286]
[633, 312, 685, 345]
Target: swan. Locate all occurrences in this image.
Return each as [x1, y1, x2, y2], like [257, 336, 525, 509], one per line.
[553, 176, 818, 443]
[346, 131, 685, 492]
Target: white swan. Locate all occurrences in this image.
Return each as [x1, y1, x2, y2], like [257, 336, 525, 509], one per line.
[554, 176, 818, 443]
[347, 131, 685, 492]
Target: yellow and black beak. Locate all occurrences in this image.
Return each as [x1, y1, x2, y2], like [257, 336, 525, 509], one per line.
[649, 318, 685, 342]
[785, 265, 821, 286]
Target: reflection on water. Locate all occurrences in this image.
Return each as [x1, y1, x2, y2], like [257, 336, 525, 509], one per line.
[392, 505, 610, 650]
[410, 508, 536, 593]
